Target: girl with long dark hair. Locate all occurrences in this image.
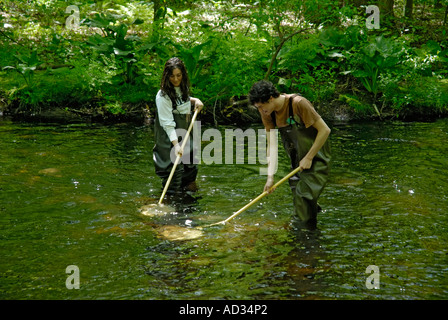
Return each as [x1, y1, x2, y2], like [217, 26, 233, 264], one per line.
[153, 57, 203, 196]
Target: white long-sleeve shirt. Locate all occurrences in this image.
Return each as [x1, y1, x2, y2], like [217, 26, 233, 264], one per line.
[155, 87, 191, 142]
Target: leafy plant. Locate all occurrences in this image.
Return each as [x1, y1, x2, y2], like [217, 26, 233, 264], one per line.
[347, 36, 405, 117]
[3, 50, 40, 87]
[338, 94, 371, 114]
[171, 40, 213, 86]
[277, 35, 325, 75]
[82, 13, 150, 85]
[2, 50, 42, 112]
[412, 40, 448, 77]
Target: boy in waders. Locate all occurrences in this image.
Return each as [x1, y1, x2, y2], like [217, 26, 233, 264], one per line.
[153, 57, 204, 196]
[249, 80, 331, 229]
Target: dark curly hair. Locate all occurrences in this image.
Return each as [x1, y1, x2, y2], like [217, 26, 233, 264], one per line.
[248, 80, 280, 105]
[160, 57, 190, 105]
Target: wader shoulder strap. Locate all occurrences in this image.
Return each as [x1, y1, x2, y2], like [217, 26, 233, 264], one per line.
[271, 109, 277, 127]
[270, 94, 300, 127]
[288, 94, 300, 125]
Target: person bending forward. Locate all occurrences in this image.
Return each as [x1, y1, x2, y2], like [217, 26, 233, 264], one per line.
[249, 80, 331, 229]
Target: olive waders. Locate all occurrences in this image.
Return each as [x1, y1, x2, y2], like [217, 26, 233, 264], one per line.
[274, 95, 331, 228]
[153, 102, 198, 195]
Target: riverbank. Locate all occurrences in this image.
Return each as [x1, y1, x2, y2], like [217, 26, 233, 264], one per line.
[1, 91, 447, 126]
[1, 56, 447, 125]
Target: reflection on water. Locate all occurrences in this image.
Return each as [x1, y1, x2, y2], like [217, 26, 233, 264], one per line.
[0, 119, 447, 299]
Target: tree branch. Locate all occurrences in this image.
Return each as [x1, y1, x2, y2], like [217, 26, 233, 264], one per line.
[264, 27, 312, 80]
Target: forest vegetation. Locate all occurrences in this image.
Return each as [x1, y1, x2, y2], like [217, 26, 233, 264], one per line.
[0, 0, 447, 124]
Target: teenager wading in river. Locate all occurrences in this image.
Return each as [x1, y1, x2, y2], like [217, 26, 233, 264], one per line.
[153, 57, 204, 198]
[249, 80, 331, 229]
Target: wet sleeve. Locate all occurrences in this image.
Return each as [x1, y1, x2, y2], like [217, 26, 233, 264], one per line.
[296, 98, 321, 128]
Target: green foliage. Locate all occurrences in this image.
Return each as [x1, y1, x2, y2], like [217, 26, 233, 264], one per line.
[83, 12, 151, 85]
[3, 50, 40, 86]
[382, 75, 448, 116]
[351, 36, 404, 95]
[277, 36, 325, 74]
[275, 33, 338, 103]
[379, 38, 448, 116]
[103, 101, 126, 115]
[172, 40, 213, 86]
[2, 50, 42, 112]
[338, 94, 371, 113]
[412, 40, 448, 77]
[0, 0, 447, 121]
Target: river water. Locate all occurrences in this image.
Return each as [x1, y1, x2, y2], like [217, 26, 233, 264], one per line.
[0, 117, 447, 300]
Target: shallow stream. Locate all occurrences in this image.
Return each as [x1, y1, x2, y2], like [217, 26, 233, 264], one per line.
[1, 118, 447, 299]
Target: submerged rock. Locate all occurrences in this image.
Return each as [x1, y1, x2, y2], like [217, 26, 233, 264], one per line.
[156, 225, 204, 241]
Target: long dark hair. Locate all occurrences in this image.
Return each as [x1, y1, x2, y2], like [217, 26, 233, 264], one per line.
[160, 57, 190, 105]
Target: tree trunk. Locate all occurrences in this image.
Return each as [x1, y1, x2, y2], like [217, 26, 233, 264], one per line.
[346, 0, 395, 19]
[151, 0, 163, 42]
[444, 4, 448, 25]
[153, 0, 161, 21]
[434, 0, 443, 9]
[404, 0, 413, 19]
[378, 0, 394, 17]
[264, 29, 308, 80]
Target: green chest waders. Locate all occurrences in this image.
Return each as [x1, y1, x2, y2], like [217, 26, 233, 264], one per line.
[153, 110, 198, 195]
[274, 95, 331, 226]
